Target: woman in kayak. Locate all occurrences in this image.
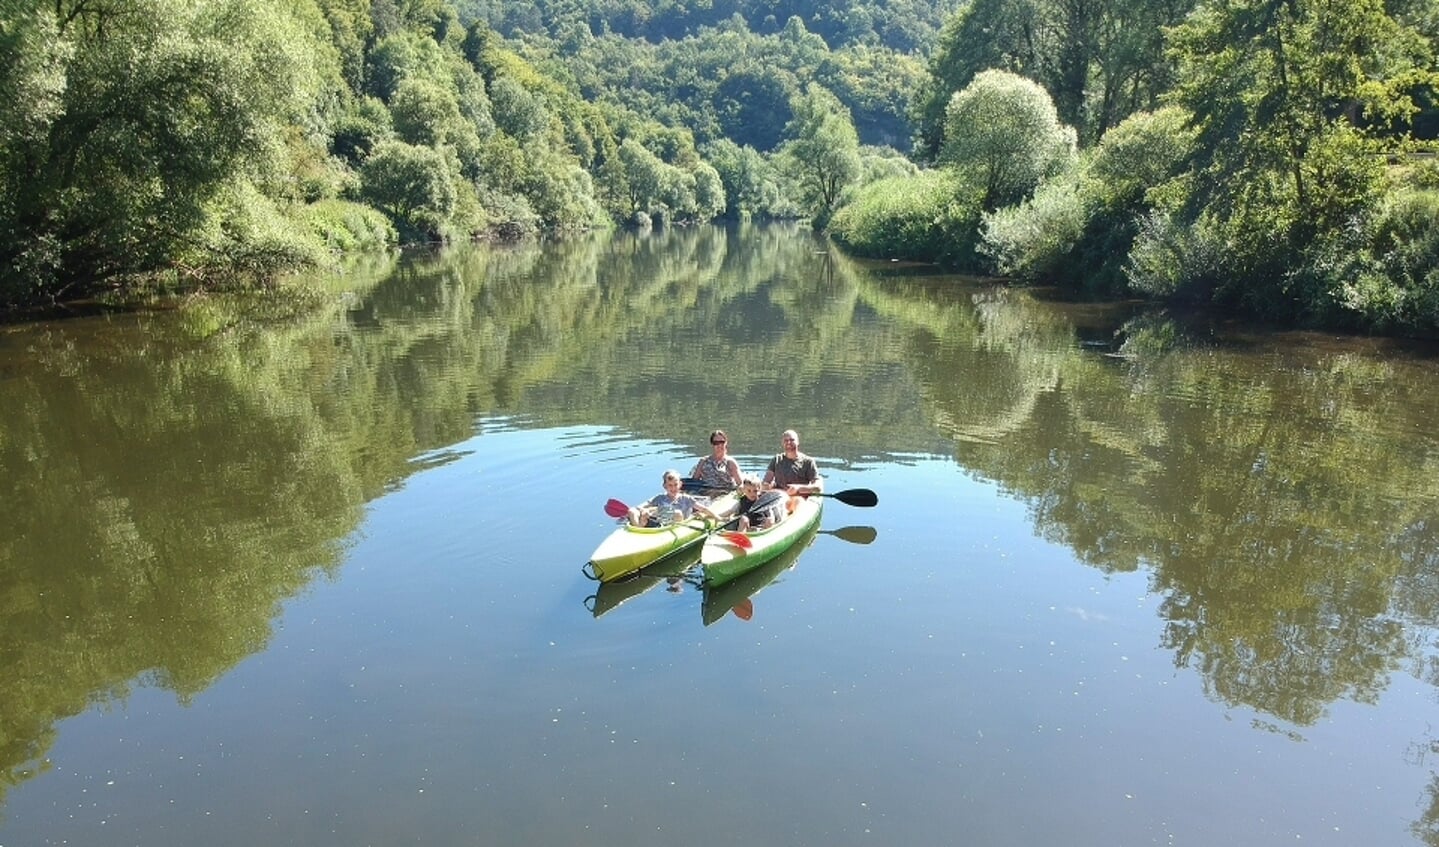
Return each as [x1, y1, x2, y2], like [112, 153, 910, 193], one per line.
[689, 429, 742, 492]
[735, 476, 789, 532]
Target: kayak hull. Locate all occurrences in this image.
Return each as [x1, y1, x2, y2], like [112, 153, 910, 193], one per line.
[701, 523, 818, 625]
[701, 496, 823, 587]
[587, 493, 737, 582]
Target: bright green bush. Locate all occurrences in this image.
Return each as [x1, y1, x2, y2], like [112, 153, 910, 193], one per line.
[979, 171, 1087, 282]
[301, 199, 397, 253]
[828, 170, 986, 268]
[1340, 189, 1439, 333]
[359, 140, 457, 241]
[941, 69, 1076, 211]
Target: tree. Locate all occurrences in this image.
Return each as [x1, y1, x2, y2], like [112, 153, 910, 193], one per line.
[715, 63, 798, 152]
[617, 137, 665, 219]
[910, 0, 1194, 158]
[942, 69, 1076, 211]
[780, 84, 862, 226]
[1163, 0, 1436, 311]
[0, 0, 339, 307]
[359, 140, 456, 240]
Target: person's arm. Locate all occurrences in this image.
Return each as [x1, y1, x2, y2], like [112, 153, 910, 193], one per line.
[804, 461, 824, 494]
[762, 456, 777, 489]
[726, 457, 742, 487]
[786, 459, 823, 496]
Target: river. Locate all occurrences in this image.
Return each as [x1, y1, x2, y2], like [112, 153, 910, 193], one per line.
[3, 222, 1439, 846]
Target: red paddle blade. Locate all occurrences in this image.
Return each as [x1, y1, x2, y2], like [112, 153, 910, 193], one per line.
[604, 498, 630, 518]
[732, 599, 754, 621]
[720, 531, 753, 549]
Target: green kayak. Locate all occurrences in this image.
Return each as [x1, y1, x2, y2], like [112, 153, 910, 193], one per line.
[701, 522, 819, 625]
[700, 495, 823, 588]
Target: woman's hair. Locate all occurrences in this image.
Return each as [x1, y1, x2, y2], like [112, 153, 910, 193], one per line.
[709, 429, 727, 445]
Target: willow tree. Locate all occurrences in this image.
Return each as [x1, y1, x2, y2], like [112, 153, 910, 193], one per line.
[942, 69, 1076, 211]
[0, 0, 340, 308]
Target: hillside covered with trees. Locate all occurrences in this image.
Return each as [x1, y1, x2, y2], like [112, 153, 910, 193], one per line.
[2, 0, 1438, 336]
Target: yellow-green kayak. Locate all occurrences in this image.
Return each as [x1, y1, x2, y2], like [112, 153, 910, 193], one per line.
[585, 493, 738, 582]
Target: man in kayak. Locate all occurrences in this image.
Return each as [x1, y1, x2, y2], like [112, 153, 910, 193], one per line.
[763, 429, 823, 496]
[735, 476, 789, 532]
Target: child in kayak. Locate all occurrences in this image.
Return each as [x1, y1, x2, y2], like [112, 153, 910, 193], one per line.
[735, 475, 789, 532]
[628, 469, 716, 527]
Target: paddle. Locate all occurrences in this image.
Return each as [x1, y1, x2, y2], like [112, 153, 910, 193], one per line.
[685, 477, 878, 508]
[680, 477, 735, 495]
[818, 525, 877, 544]
[600, 498, 752, 549]
[805, 488, 879, 507]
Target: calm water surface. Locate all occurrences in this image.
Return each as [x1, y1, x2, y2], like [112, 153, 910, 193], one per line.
[4, 224, 1439, 846]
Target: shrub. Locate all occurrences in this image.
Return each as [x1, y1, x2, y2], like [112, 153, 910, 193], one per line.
[301, 200, 397, 253]
[979, 171, 1087, 282]
[828, 170, 986, 268]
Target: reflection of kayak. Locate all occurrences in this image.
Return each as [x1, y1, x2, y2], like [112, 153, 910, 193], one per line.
[584, 551, 698, 617]
[701, 523, 818, 626]
[586, 493, 738, 583]
[701, 496, 823, 588]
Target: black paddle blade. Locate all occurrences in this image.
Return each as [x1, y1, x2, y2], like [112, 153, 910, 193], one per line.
[821, 525, 877, 544]
[681, 477, 735, 495]
[825, 488, 878, 507]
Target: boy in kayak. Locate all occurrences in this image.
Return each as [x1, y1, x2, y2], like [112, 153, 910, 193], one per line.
[627, 470, 704, 527]
[735, 476, 789, 532]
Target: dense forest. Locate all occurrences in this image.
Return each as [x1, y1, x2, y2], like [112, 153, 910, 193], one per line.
[2, 0, 1437, 335]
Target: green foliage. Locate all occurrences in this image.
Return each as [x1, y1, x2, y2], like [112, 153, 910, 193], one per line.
[457, 0, 960, 55]
[1160, 0, 1434, 319]
[330, 96, 394, 166]
[0, 0, 343, 308]
[828, 170, 985, 268]
[1125, 210, 1226, 300]
[979, 171, 1088, 282]
[701, 137, 798, 219]
[911, 0, 1195, 160]
[714, 62, 798, 151]
[780, 84, 862, 226]
[359, 140, 457, 240]
[942, 69, 1077, 211]
[301, 199, 398, 252]
[559, 22, 912, 150]
[980, 106, 1197, 290]
[1339, 188, 1439, 333]
[489, 74, 552, 140]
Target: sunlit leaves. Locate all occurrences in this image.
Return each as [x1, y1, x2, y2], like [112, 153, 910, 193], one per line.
[942, 69, 1077, 211]
[779, 84, 862, 224]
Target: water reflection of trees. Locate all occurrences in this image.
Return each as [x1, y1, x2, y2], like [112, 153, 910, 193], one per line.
[0, 224, 939, 805]
[855, 269, 1439, 843]
[9, 225, 1439, 830]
